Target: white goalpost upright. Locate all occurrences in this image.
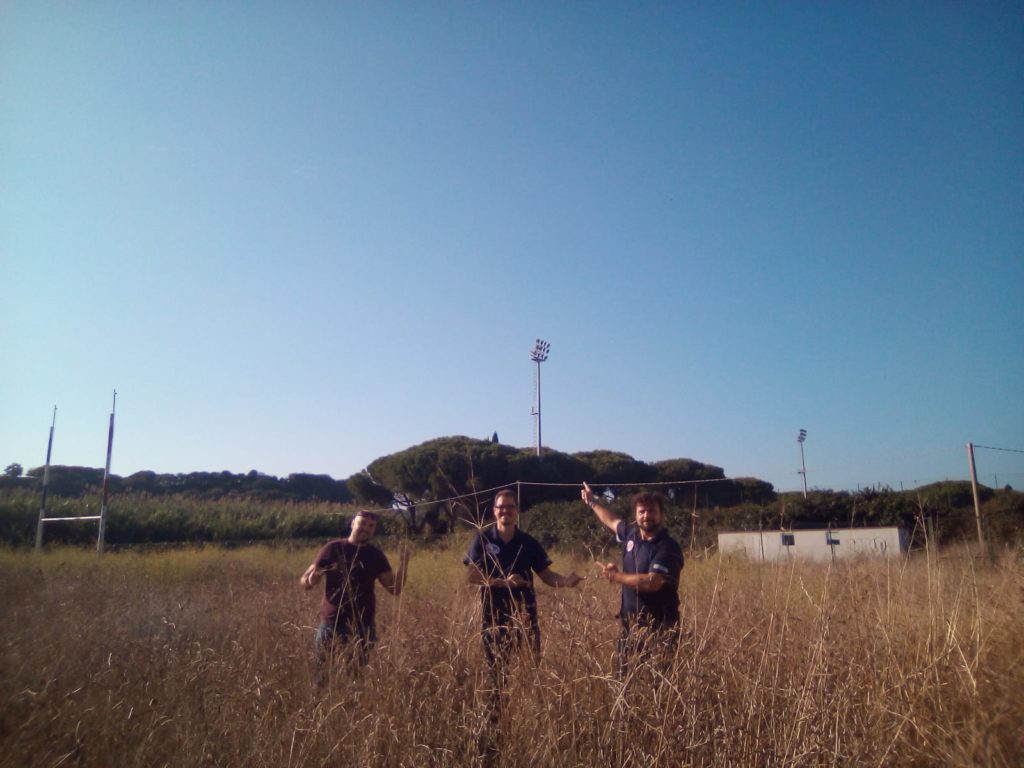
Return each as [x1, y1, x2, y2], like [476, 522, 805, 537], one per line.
[34, 393, 116, 555]
[34, 405, 58, 552]
[96, 391, 117, 556]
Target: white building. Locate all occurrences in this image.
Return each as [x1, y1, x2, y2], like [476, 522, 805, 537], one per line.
[717, 527, 909, 563]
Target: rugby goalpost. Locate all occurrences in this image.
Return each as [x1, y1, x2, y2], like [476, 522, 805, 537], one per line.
[34, 391, 116, 556]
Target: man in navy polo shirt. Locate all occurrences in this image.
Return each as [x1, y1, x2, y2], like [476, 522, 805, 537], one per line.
[464, 488, 582, 685]
[581, 481, 683, 675]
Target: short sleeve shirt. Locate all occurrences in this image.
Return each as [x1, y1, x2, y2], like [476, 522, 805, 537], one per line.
[314, 539, 392, 629]
[464, 527, 552, 626]
[615, 521, 684, 626]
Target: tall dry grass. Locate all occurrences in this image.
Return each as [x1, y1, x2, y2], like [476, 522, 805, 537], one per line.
[1, 540, 1021, 767]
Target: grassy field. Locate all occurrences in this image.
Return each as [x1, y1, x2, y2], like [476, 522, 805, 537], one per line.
[1, 538, 1021, 767]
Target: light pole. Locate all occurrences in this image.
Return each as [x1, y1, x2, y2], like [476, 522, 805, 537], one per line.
[797, 428, 808, 498]
[530, 339, 550, 457]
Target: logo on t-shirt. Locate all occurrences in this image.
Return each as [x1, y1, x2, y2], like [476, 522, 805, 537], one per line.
[486, 542, 500, 556]
[626, 540, 635, 553]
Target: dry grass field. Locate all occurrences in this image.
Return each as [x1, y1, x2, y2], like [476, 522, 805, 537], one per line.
[1, 539, 1021, 767]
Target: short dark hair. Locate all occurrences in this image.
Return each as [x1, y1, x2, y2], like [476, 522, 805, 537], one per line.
[632, 491, 665, 514]
[493, 488, 518, 507]
[355, 510, 379, 521]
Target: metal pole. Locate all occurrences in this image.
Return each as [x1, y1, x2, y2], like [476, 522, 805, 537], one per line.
[690, 487, 698, 563]
[35, 406, 57, 552]
[797, 429, 808, 498]
[535, 358, 542, 457]
[97, 390, 116, 557]
[529, 339, 549, 458]
[966, 442, 986, 560]
[799, 441, 807, 497]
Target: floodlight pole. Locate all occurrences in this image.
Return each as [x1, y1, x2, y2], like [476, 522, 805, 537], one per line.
[797, 429, 808, 498]
[530, 339, 550, 457]
[34, 406, 57, 552]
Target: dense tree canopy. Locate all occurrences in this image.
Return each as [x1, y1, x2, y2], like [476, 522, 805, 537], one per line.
[569, 450, 653, 489]
[348, 437, 525, 533]
[345, 436, 766, 534]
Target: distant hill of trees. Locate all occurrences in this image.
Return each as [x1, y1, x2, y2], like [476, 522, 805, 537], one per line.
[345, 436, 774, 534]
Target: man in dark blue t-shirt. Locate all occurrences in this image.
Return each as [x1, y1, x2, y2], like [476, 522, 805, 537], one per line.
[582, 482, 684, 675]
[464, 488, 581, 686]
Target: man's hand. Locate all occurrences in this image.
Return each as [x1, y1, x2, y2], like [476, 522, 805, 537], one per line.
[581, 481, 595, 507]
[599, 562, 620, 584]
[564, 571, 583, 588]
[300, 563, 321, 590]
[504, 573, 529, 588]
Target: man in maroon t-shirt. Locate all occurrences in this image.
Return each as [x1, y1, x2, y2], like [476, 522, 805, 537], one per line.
[300, 511, 409, 680]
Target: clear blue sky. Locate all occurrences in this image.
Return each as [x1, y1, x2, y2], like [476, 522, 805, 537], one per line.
[3, 2, 1022, 493]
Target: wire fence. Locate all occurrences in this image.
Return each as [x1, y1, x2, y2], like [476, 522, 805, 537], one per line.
[352, 477, 739, 516]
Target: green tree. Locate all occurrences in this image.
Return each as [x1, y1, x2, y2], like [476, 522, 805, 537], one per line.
[572, 450, 654, 496]
[285, 473, 353, 503]
[345, 436, 592, 532]
[346, 471, 397, 508]
[4, 463, 23, 478]
[26, 465, 109, 496]
[350, 436, 523, 533]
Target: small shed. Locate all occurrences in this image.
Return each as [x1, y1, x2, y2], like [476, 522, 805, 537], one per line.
[717, 526, 909, 563]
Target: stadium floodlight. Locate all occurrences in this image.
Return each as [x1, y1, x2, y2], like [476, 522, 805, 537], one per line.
[530, 339, 551, 456]
[797, 429, 808, 497]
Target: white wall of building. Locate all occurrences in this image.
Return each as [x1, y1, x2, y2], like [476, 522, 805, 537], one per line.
[718, 527, 909, 563]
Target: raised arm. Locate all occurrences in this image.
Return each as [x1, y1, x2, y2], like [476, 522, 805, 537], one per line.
[581, 481, 621, 534]
[379, 542, 411, 596]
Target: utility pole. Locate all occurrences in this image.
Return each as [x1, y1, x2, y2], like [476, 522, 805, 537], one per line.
[966, 442, 987, 561]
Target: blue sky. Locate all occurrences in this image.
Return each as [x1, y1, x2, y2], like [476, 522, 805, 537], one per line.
[2, 2, 1022, 493]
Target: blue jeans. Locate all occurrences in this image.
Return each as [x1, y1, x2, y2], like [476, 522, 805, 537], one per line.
[314, 621, 377, 683]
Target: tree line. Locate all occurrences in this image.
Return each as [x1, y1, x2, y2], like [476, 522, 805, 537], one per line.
[1, 465, 353, 503]
[1, 436, 1020, 550]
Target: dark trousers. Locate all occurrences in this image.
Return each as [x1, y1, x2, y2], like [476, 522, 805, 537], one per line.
[616, 617, 678, 679]
[480, 617, 540, 731]
[482, 619, 541, 678]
